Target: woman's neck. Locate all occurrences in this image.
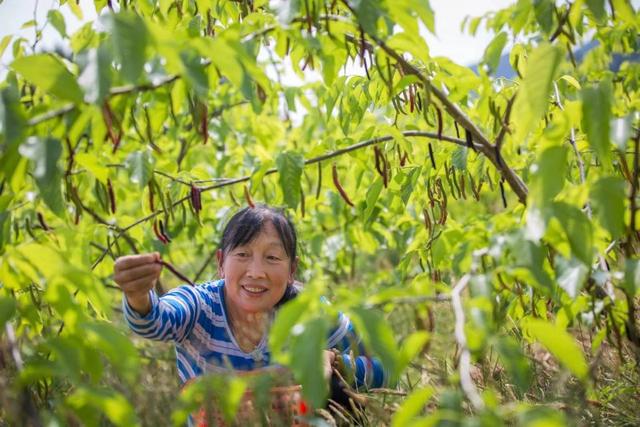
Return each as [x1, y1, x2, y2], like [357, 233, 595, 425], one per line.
[224, 294, 271, 352]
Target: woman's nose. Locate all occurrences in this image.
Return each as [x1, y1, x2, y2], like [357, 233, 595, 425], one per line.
[246, 258, 266, 278]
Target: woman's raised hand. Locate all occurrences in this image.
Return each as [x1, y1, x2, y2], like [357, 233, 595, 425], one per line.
[113, 252, 162, 315]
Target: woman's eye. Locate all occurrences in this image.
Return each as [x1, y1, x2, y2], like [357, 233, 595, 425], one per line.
[235, 252, 249, 257]
[267, 255, 281, 261]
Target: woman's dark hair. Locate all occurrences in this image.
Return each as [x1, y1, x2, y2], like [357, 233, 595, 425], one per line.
[220, 204, 297, 262]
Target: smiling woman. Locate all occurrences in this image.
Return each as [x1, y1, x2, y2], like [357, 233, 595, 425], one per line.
[113, 204, 388, 422]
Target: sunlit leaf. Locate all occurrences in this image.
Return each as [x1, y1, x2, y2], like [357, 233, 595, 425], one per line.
[276, 151, 304, 209]
[11, 54, 83, 103]
[522, 318, 588, 380]
[590, 176, 625, 238]
[483, 32, 508, 74]
[125, 150, 155, 189]
[104, 12, 148, 84]
[513, 44, 563, 141]
[582, 79, 613, 162]
[18, 137, 65, 217]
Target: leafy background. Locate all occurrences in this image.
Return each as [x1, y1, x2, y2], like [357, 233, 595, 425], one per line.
[0, 0, 639, 425]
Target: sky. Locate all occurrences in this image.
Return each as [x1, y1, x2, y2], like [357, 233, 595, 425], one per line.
[0, 0, 516, 73]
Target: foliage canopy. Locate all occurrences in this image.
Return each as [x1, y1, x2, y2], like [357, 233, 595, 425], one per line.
[0, 0, 639, 425]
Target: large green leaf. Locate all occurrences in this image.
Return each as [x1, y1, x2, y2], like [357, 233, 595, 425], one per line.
[483, 32, 508, 74]
[555, 255, 589, 298]
[552, 202, 594, 266]
[349, 307, 400, 383]
[104, 12, 148, 84]
[276, 151, 304, 209]
[624, 260, 640, 296]
[290, 316, 328, 409]
[522, 318, 588, 380]
[513, 44, 563, 141]
[11, 54, 83, 103]
[125, 150, 155, 189]
[590, 176, 625, 238]
[0, 295, 16, 330]
[529, 145, 568, 208]
[78, 43, 112, 104]
[582, 80, 612, 162]
[18, 137, 65, 217]
[586, 0, 606, 21]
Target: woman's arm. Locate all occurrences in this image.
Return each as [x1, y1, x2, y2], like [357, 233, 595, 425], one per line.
[327, 312, 388, 389]
[122, 285, 201, 343]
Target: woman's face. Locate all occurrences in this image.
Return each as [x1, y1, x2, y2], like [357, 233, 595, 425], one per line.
[218, 221, 296, 314]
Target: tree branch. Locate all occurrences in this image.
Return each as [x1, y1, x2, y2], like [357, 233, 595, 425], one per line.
[451, 274, 485, 411]
[339, 0, 528, 205]
[90, 130, 476, 269]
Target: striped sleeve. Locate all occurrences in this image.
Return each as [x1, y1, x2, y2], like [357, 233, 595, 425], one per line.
[123, 285, 201, 343]
[327, 311, 388, 389]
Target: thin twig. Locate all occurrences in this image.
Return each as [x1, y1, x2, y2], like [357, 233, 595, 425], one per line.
[451, 274, 485, 411]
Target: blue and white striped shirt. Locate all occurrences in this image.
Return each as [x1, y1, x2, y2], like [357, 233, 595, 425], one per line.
[123, 280, 387, 389]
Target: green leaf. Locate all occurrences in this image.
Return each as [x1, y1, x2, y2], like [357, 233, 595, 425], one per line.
[513, 44, 563, 141]
[0, 84, 25, 146]
[534, 0, 554, 33]
[0, 35, 13, 58]
[363, 177, 383, 225]
[74, 153, 109, 184]
[590, 176, 625, 238]
[180, 49, 209, 101]
[623, 260, 640, 296]
[349, 307, 400, 382]
[104, 12, 148, 84]
[48, 9, 67, 37]
[391, 386, 434, 427]
[555, 255, 589, 298]
[78, 43, 112, 104]
[582, 79, 612, 162]
[0, 296, 16, 330]
[11, 54, 83, 103]
[18, 137, 65, 216]
[586, 0, 606, 21]
[452, 146, 468, 170]
[386, 32, 429, 64]
[276, 151, 304, 209]
[269, 295, 308, 358]
[290, 316, 328, 409]
[552, 202, 593, 266]
[125, 150, 155, 189]
[400, 166, 421, 205]
[494, 336, 532, 394]
[483, 32, 508, 74]
[66, 387, 138, 427]
[529, 145, 568, 208]
[522, 318, 589, 380]
[354, 0, 384, 35]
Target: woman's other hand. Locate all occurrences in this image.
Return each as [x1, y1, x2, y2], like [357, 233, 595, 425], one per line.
[114, 252, 162, 315]
[323, 350, 336, 382]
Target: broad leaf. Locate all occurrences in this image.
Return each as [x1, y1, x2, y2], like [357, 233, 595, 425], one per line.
[276, 151, 304, 209]
[290, 316, 328, 409]
[483, 32, 508, 74]
[78, 43, 112, 105]
[125, 150, 155, 189]
[582, 79, 612, 162]
[494, 336, 532, 394]
[104, 12, 148, 84]
[11, 54, 83, 103]
[18, 137, 65, 217]
[513, 44, 563, 141]
[522, 318, 588, 380]
[529, 145, 568, 208]
[590, 176, 625, 238]
[555, 255, 589, 298]
[552, 202, 593, 266]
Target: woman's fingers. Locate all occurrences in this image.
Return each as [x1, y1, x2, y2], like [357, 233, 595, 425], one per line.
[114, 262, 161, 285]
[118, 272, 160, 295]
[115, 252, 160, 272]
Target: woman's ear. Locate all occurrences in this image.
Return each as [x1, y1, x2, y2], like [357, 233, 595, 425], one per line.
[288, 256, 299, 284]
[216, 249, 224, 278]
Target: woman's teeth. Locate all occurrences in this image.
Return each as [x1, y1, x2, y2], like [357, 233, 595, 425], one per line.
[243, 286, 266, 293]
